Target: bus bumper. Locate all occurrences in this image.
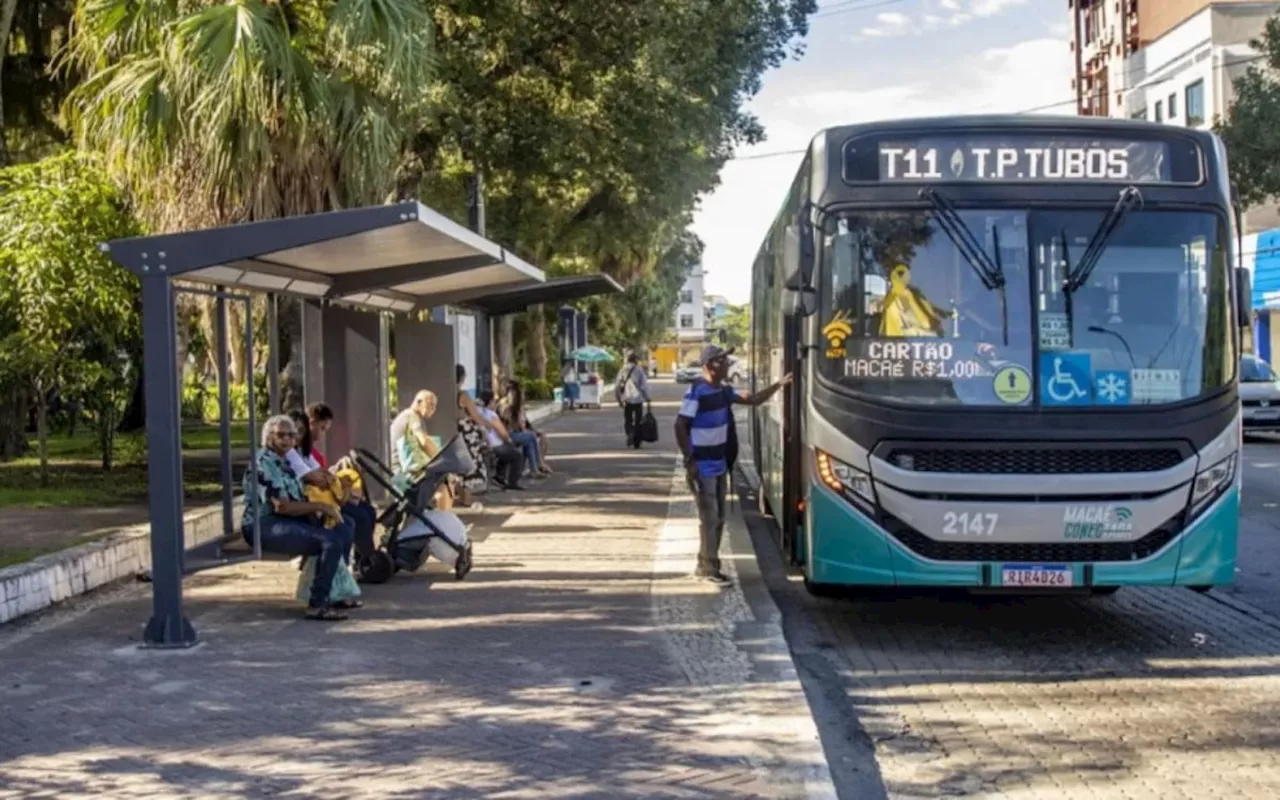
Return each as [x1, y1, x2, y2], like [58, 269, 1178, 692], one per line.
[805, 482, 1239, 588]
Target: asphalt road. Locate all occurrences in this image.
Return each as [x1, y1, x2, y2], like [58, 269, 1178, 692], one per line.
[738, 422, 1280, 799]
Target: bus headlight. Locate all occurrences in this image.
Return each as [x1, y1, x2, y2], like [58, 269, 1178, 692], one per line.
[816, 450, 875, 511]
[1188, 454, 1236, 518]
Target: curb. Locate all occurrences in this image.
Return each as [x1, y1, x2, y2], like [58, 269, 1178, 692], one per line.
[656, 457, 838, 800]
[0, 500, 234, 626]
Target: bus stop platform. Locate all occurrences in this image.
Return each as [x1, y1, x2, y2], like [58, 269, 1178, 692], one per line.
[0, 382, 834, 799]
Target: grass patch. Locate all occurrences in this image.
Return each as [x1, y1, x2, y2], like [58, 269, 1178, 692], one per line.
[15, 421, 252, 465]
[0, 547, 56, 570]
[0, 460, 231, 509]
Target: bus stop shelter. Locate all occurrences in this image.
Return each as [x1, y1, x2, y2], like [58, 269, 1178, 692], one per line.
[104, 201, 615, 649]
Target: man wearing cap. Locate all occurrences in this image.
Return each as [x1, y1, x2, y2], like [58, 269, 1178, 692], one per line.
[675, 344, 791, 586]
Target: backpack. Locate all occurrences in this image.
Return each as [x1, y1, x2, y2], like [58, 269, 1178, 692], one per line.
[616, 365, 638, 404]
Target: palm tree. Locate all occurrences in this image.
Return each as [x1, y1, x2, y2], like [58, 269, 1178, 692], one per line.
[61, 0, 435, 400]
[61, 0, 435, 227]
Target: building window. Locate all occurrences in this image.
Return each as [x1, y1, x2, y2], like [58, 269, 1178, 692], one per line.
[1186, 80, 1205, 127]
[1167, 92, 1178, 119]
[1154, 100, 1164, 123]
[679, 314, 694, 329]
[680, 289, 693, 303]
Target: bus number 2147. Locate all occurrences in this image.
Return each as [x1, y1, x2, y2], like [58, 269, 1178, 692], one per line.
[942, 511, 999, 537]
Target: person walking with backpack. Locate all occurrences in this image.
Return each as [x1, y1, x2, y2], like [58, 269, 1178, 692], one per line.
[674, 345, 790, 587]
[616, 352, 652, 448]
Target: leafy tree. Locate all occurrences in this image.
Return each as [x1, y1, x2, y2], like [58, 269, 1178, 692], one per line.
[0, 153, 142, 475]
[1217, 13, 1280, 208]
[719, 304, 751, 351]
[411, 0, 816, 380]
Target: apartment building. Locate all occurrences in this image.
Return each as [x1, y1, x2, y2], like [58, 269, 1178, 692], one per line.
[1069, 0, 1141, 117]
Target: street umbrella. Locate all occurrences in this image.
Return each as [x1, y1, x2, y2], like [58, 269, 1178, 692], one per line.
[572, 345, 615, 363]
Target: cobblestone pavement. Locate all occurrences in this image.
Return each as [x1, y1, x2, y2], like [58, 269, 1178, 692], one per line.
[0, 382, 832, 799]
[739, 458, 1280, 800]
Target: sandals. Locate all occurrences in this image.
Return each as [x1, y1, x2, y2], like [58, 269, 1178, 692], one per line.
[305, 606, 349, 621]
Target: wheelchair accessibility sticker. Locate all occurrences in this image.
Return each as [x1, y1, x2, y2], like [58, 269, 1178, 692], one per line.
[1039, 352, 1092, 406]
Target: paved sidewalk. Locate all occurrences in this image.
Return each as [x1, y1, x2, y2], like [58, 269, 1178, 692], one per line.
[0, 385, 832, 799]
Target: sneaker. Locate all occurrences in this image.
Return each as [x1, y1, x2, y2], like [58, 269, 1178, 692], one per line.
[697, 571, 732, 587]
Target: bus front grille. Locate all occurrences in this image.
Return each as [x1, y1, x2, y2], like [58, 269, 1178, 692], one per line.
[882, 514, 1182, 563]
[881, 445, 1185, 475]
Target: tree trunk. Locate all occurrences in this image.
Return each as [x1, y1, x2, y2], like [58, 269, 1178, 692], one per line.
[280, 297, 305, 410]
[0, 0, 19, 165]
[496, 314, 515, 381]
[35, 382, 48, 488]
[0, 382, 29, 461]
[227, 298, 247, 385]
[527, 305, 547, 381]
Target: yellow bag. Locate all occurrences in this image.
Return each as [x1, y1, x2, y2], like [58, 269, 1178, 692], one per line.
[303, 484, 345, 528]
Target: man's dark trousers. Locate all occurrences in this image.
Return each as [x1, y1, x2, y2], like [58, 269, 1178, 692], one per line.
[623, 402, 644, 447]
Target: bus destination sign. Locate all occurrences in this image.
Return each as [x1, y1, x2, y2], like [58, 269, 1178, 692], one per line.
[873, 136, 1176, 184]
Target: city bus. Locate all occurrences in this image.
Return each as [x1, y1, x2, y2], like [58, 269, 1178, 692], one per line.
[749, 115, 1251, 595]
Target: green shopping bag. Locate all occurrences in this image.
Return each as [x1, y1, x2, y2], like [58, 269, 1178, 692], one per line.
[295, 557, 362, 604]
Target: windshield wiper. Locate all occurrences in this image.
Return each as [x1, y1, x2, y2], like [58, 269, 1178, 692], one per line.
[1064, 186, 1143, 293]
[919, 187, 1008, 344]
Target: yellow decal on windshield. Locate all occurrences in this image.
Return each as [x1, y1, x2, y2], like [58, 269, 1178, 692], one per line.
[822, 310, 853, 359]
[993, 365, 1032, 405]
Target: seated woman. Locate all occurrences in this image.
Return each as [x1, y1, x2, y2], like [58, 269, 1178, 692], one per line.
[242, 415, 356, 621]
[286, 409, 376, 569]
[500, 380, 551, 476]
[456, 364, 495, 494]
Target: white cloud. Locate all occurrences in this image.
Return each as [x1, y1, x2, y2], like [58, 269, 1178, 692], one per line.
[861, 27, 889, 37]
[949, 13, 973, 26]
[878, 11, 911, 27]
[971, 0, 1028, 17]
[923, 14, 944, 27]
[939, 0, 961, 9]
[692, 38, 1073, 303]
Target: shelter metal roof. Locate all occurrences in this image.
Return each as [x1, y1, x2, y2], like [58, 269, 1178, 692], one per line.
[461, 274, 624, 316]
[105, 201, 545, 312]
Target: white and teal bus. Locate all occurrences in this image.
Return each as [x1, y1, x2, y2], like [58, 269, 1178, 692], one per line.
[749, 116, 1250, 595]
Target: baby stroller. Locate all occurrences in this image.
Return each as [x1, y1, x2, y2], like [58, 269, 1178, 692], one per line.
[348, 436, 475, 584]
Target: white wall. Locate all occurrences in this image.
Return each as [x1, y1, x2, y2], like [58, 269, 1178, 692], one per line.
[674, 268, 707, 338]
[1120, 3, 1278, 127]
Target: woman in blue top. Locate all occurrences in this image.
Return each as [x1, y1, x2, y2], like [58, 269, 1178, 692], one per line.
[242, 414, 356, 621]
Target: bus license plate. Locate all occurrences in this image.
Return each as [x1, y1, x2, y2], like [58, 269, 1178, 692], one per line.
[1001, 564, 1073, 587]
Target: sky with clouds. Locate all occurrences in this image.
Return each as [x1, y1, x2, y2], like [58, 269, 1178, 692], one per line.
[694, 0, 1075, 303]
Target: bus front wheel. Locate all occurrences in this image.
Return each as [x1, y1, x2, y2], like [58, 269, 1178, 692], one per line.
[1090, 586, 1120, 596]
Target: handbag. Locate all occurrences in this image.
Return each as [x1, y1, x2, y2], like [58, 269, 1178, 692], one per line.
[638, 406, 659, 443]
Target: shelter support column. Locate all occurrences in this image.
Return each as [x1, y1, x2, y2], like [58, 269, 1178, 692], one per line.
[267, 293, 281, 413]
[139, 274, 197, 649]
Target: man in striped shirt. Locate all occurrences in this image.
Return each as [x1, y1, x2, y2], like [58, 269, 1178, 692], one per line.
[675, 345, 791, 586]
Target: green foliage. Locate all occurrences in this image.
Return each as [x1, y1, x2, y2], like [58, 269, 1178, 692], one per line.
[0, 152, 142, 474]
[720, 304, 751, 350]
[1217, 14, 1280, 208]
[61, 0, 436, 227]
[522, 378, 552, 401]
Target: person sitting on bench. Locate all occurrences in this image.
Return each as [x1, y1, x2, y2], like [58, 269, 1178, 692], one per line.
[478, 390, 526, 490]
[287, 409, 376, 566]
[244, 415, 356, 621]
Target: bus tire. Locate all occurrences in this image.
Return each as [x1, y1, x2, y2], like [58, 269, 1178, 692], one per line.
[1190, 585, 1213, 594]
[1090, 586, 1120, 596]
[804, 578, 842, 599]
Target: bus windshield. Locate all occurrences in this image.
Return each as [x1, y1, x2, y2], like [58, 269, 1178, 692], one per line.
[817, 208, 1234, 408]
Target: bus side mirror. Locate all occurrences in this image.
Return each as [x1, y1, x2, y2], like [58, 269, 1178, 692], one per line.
[1236, 267, 1253, 329]
[783, 215, 815, 291]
